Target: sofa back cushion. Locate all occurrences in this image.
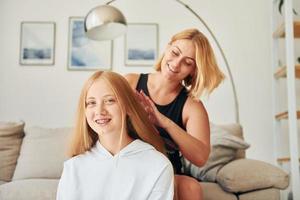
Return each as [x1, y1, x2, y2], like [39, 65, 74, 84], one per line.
[12, 127, 72, 180]
[0, 121, 25, 182]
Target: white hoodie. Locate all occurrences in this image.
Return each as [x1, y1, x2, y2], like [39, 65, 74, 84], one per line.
[56, 139, 174, 200]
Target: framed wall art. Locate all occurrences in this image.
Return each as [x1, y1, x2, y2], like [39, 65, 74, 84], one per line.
[67, 17, 112, 71]
[19, 22, 55, 65]
[125, 23, 158, 66]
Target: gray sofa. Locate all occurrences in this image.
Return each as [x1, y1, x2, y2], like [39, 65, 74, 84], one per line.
[0, 121, 289, 200]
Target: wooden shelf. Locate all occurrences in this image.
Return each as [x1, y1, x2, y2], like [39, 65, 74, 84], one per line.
[273, 21, 300, 38]
[277, 157, 300, 164]
[274, 64, 300, 79]
[275, 111, 300, 120]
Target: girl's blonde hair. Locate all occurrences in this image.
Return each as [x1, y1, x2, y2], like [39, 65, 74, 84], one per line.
[155, 28, 225, 98]
[68, 71, 165, 157]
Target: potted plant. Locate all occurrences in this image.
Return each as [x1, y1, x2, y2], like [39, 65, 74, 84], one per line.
[277, 0, 298, 14]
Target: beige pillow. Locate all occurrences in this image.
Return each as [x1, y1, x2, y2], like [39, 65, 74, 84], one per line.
[216, 159, 289, 193]
[210, 123, 249, 149]
[12, 127, 72, 180]
[218, 123, 245, 159]
[183, 123, 250, 182]
[0, 121, 25, 181]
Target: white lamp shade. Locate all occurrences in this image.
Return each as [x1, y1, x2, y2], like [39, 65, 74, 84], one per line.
[84, 5, 127, 41]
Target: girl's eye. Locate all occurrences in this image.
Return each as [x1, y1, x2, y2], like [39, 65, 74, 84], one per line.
[104, 98, 116, 105]
[86, 101, 96, 107]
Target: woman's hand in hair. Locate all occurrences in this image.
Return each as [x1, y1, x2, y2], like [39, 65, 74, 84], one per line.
[135, 90, 171, 129]
[134, 90, 156, 124]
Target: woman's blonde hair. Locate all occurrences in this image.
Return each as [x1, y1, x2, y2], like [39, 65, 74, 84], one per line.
[68, 71, 165, 157]
[155, 28, 225, 98]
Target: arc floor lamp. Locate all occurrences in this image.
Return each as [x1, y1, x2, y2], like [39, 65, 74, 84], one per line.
[84, 0, 239, 123]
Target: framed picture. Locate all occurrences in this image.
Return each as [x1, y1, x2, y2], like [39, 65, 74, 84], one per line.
[19, 22, 55, 65]
[68, 17, 112, 71]
[125, 23, 158, 66]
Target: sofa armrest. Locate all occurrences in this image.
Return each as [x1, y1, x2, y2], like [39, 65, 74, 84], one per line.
[216, 158, 289, 193]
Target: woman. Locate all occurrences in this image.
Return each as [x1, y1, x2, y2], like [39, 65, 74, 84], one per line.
[57, 71, 174, 200]
[125, 28, 225, 200]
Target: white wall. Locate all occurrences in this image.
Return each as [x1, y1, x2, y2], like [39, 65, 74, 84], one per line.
[0, 0, 277, 163]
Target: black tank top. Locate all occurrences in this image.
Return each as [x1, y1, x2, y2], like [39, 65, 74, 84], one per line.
[136, 73, 188, 174]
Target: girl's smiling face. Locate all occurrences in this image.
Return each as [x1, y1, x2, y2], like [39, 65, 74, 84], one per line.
[85, 78, 123, 137]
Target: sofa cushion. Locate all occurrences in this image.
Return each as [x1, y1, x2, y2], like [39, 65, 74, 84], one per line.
[0, 121, 25, 182]
[239, 188, 280, 200]
[0, 179, 58, 200]
[12, 127, 72, 180]
[201, 182, 237, 200]
[216, 159, 289, 193]
[183, 123, 250, 182]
